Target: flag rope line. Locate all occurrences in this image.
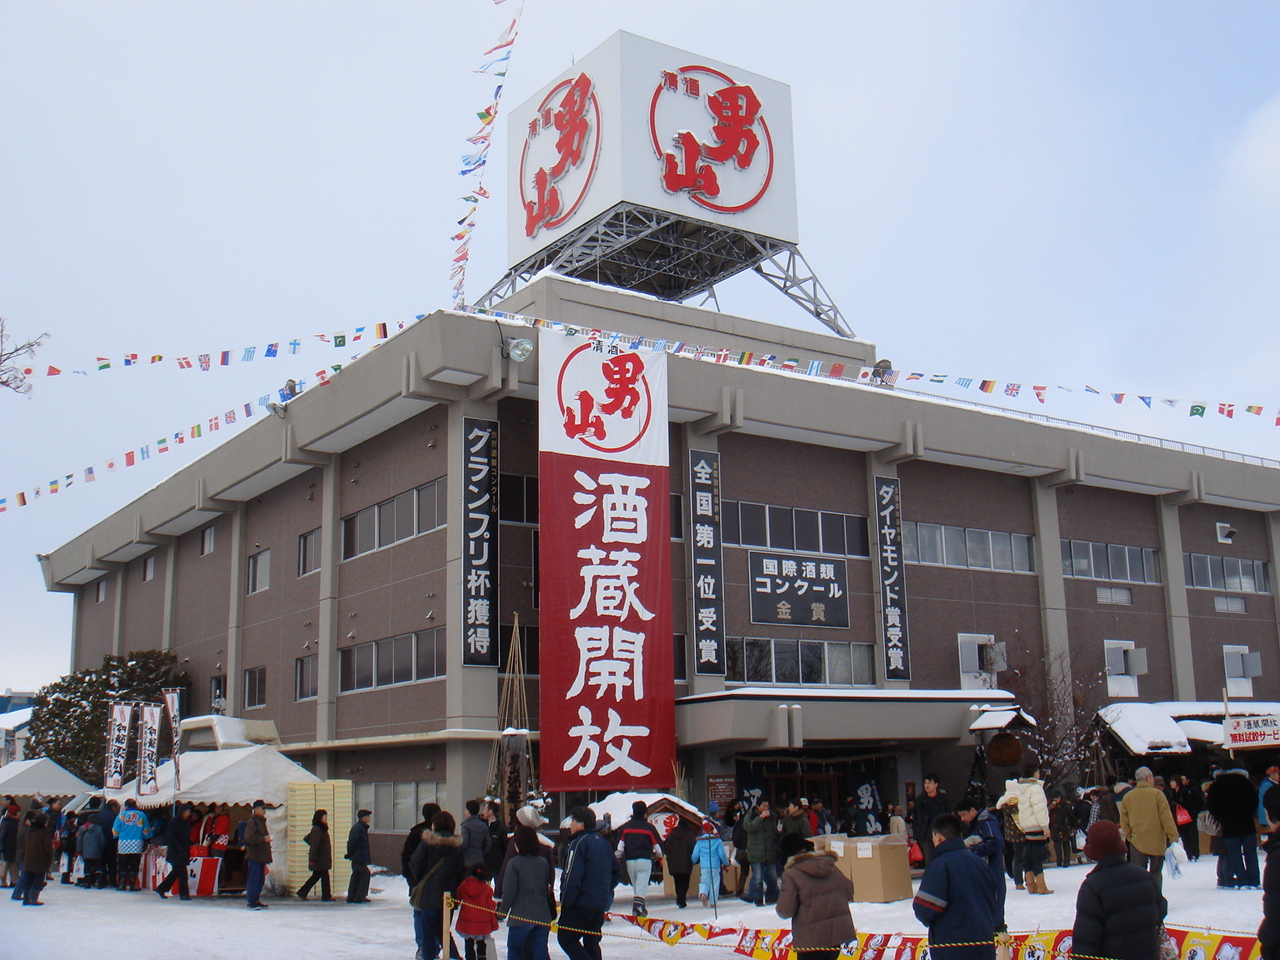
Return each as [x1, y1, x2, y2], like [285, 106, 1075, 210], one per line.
[442, 897, 1258, 958]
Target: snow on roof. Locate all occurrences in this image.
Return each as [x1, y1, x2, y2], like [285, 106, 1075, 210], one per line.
[589, 792, 705, 827]
[1098, 703, 1191, 755]
[106, 744, 320, 808]
[179, 714, 281, 751]
[1153, 701, 1280, 719]
[968, 707, 1038, 732]
[680, 686, 1016, 703]
[0, 707, 32, 731]
[0, 757, 92, 795]
[1177, 719, 1223, 745]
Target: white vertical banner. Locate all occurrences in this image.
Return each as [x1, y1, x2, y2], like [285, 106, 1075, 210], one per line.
[104, 702, 135, 790]
[162, 687, 183, 791]
[137, 703, 162, 796]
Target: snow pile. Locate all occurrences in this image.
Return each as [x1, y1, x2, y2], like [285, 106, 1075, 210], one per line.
[1098, 702, 1191, 754]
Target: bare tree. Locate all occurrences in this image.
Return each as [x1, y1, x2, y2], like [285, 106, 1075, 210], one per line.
[1023, 649, 1109, 788]
[0, 316, 50, 396]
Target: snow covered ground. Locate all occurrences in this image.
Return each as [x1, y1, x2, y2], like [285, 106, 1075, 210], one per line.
[2, 857, 1259, 960]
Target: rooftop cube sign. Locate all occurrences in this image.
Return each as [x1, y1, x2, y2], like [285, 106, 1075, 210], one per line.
[508, 31, 798, 267]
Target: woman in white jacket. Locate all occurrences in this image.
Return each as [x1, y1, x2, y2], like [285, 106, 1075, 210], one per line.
[998, 763, 1053, 895]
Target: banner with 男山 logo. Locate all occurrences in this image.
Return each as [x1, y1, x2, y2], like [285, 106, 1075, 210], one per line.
[137, 703, 162, 796]
[104, 702, 134, 790]
[538, 330, 674, 791]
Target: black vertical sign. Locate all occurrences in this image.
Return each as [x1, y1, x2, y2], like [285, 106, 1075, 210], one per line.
[463, 418, 500, 666]
[689, 451, 725, 675]
[875, 476, 911, 681]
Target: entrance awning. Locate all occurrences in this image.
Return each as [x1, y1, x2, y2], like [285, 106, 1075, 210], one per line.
[1098, 703, 1190, 755]
[968, 705, 1037, 732]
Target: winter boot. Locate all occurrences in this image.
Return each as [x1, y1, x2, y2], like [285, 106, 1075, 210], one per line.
[1023, 871, 1036, 892]
[61, 872, 72, 884]
[1034, 873, 1053, 894]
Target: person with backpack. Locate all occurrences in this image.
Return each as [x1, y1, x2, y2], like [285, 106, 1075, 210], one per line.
[346, 808, 372, 903]
[76, 813, 107, 888]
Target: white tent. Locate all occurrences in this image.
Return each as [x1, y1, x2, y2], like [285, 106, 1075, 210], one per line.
[107, 744, 323, 895]
[0, 757, 92, 796]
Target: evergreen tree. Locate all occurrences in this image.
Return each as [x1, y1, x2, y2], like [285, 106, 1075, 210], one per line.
[25, 651, 183, 787]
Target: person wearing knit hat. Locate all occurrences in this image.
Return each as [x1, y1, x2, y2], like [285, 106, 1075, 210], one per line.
[1072, 821, 1167, 960]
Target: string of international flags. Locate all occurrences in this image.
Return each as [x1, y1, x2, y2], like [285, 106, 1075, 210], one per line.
[451, 0, 524, 309]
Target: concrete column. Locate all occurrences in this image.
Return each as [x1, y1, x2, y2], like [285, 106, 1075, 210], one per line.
[445, 399, 500, 733]
[445, 739, 492, 815]
[111, 567, 125, 656]
[225, 504, 247, 715]
[867, 455, 908, 689]
[314, 456, 341, 781]
[160, 542, 178, 651]
[684, 426, 725, 698]
[1031, 481, 1075, 732]
[1157, 500, 1196, 700]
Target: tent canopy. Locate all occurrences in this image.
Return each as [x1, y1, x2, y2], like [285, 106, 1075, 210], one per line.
[106, 744, 321, 809]
[1098, 703, 1190, 755]
[0, 757, 92, 796]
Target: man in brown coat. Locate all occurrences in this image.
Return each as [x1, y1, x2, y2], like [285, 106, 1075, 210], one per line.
[1119, 767, 1178, 894]
[775, 835, 854, 960]
[244, 800, 273, 909]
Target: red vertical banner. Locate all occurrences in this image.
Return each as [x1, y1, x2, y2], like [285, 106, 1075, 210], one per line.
[539, 331, 674, 791]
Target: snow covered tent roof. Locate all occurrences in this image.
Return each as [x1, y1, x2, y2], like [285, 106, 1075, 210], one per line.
[1152, 701, 1280, 719]
[0, 707, 33, 732]
[106, 744, 320, 809]
[0, 757, 92, 795]
[1097, 703, 1190, 755]
[589, 791, 705, 831]
[1177, 719, 1223, 746]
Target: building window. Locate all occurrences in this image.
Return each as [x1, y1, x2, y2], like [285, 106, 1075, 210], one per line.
[1103, 639, 1146, 698]
[295, 654, 318, 701]
[339, 628, 446, 692]
[1184, 553, 1271, 594]
[903, 523, 1035, 573]
[353, 780, 442, 833]
[141, 555, 156, 582]
[200, 526, 216, 556]
[958, 634, 1006, 690]
[342, 477, 446, 560]
[724, 637, 874, 686]
[298, 528, 321, 577]
[244, 667, 267, 709]
[498, 624, 540, 675]
[1223, 644, 1262, 698]
[1214, 595, 1246, 614]
[1096, 586, 1133, 605]
[673, 633, 688, 682]
[499, 473, 539, 524]
[246, 549, 271, 594]
[94, 579, 107, 603]
[210, 675, 227, 714]
[721, 501, 870, 557]
[1061, 540, 1159, 584]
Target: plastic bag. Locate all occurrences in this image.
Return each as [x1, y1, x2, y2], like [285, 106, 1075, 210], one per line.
[1164, 846, 1182, 878]
[1169, 839, 1188, 864]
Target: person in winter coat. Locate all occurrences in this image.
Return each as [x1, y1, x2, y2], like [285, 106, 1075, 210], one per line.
[499, 825, 554, 960]
[615, 800, 663, 916]
[1175, 776, 1203, 862]
[494, 805, 555, 904]
[57, 811, 78, 884]
[208, 803, 232, 857]
[402, 802, 442, 883]
[409, 811, 466, 960]
[20, 812, 55, 906]
[482, 801, 508, 881]
[912, 814, 998, 960]
[663, 817, 697, 908]
[243, 799, 273, 909]
[297, 808, 333, 901]
[9, 809, 39, 902]
[0, 799, 19, 886]
[557, 806, 623, 960]
[998, 765, 1053, 895]
[77, 815, 107, 888]
[779, 799, 815, 846]
[460, 799, 493, 871]
[1118, 767, 1180, 894]
[957, 800, 1006, 932]
[1072, 820, 1167, 960]
[913, 776, 954, 867]
[456, 863, 500, 960]
[775, 835, 854, 960]
[346, 808, 372, 903]
[1206, 767, 1260, 888]
[95, 799, 120, 887]
[1049, 791, 1076, 868]
[156, 803, 193, 900]
[810, 799, 838, 837]
[744, 800, 781, 905]
[730, 807, 750, 898]
[112, 798, 151, 891]
[694, 818, 731, 907]
[1259, 784, 1280, 960]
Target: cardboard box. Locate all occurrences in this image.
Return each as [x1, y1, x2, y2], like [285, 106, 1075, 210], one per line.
[813, 833, 912, 903]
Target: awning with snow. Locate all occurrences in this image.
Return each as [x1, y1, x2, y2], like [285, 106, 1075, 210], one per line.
[1177, 719, 1224, 746]
[968, 705, 1037, 732]
[1097, 703, 1191, 755]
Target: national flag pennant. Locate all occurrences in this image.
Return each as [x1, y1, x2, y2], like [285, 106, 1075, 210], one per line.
[150, 355, 163, 364]
[807, 360, 822, 376]
[713, 350, 731, 364]
[105, 458, 118, 472]
[208, 417, 220, 431]
[1160, 399, 1178, 409]
[191, 424, 202, 439]
[929, 373, 947, 383]
[906, 372, 924, 381]
[1112, 394, 1125, 404]
[157, 437, 169, 454]
[955, 377, 974, 388]
[1084, 385, 1100, 394]
[44, 365, 61, 376]
[16, 492, 27, 507]
[0, 498, 6, 513]
[243, 403, 254, 418]
[198, 354, 211, 371]
[84, 467, 96, 482]
[258, 394, 271, 407]
[781, 358, 799, 371]
[97, 357, 111, 371]
[173, 431, 185, 445]
[139, 445, 151, 461]
[49, 479, 59, 494]
[124, 451, 136, 467]
[737, 351, 754, 366]
[288, 340, 301, 354]
[176, 357, 193, 369]
[829, 363, 847, 379]
[1189, 404, 1206, 418]
[1032, 386, 1047, 403]
[64, 474, 73, 489]
[978, 380, 996, 394]
[1005, 383, 1021, 397]
[220, 351, 231, 366]
[353, 327, 366, 341]
[124, 354, 138, 366]
[314, 334, 330, 344]
[224, 410, 236, 424]
[333, 333, 347, 348]
[375, 323, 388, 339]
[242, 347, 256, 362]
[1138, 397, 1152, 408]
[265, 343, 279, 358]
[1218, 403, 1235, 418]
[1245, 405, 1264, 416]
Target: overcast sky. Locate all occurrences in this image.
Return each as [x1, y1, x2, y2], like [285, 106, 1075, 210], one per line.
[2, 1, 1278, 692]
